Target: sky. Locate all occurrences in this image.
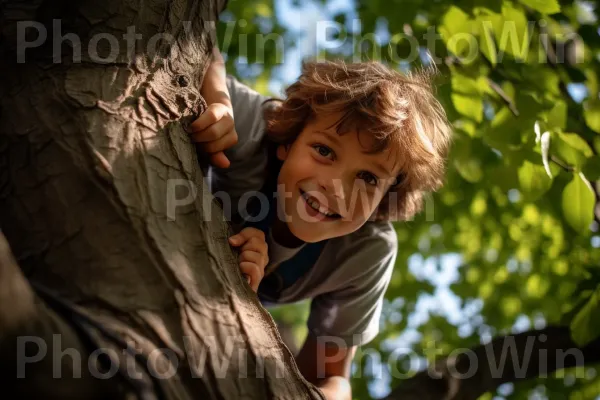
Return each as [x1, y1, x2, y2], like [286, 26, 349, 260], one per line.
[270, 0, 357, 92]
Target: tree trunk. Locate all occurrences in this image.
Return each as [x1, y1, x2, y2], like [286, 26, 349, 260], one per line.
[0, 1, 323, 398]
[386, 326, 600, 400]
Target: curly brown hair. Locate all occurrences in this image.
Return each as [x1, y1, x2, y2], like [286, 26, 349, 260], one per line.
[263, 60, 452, 221]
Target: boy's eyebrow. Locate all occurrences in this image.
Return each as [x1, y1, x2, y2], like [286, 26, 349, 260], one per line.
[315, 130, 342, 146]
[371, 162, 393, 178]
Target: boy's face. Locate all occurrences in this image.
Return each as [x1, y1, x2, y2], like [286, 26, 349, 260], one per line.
[275, 112, 400, 243]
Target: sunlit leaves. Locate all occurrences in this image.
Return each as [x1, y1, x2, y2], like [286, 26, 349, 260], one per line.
[477, 15, 498, 66]
[553, 132, 594, 168]
[545, 100, 567, 130]
[452, 134, 485, 183]
[518, 0, 560, 15]
[525, 273, 550, 298]
[439, 6, 474, 59]
[562, 173, 595, 234]
[584, 99, 600, 134]
[518, 161, 553, 201]
[451, 72, 486, 122]
[496, 4, 529, 60]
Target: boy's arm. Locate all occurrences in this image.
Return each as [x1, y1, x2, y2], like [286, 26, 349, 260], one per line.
[191, 47, 237, 169]
[298, 222, 398, 399]
[201, 47, 232, 110]
[295, 336, 356, 400]
[192, 48, 269, 211]
[206, 74, 270, 216]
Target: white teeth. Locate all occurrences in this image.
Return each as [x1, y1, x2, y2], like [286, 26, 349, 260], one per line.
[303, 192, 337, 217]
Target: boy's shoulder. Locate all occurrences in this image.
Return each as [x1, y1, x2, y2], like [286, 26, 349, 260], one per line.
[328, 221, 398, 267]
[226, 75, 270, 106]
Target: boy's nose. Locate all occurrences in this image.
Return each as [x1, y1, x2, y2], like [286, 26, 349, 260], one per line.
[319, 177, 345, 200]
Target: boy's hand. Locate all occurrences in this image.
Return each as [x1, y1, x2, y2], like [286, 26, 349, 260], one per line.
[228, 227, 269, 292]
[189, 103, 237, 169]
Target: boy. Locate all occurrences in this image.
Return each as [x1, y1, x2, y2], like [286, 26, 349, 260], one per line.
[189, 50, 451, 399]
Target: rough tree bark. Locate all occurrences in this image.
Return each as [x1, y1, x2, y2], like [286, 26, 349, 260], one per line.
[386, 326, 600, 400]
[0, 0, 323, 398]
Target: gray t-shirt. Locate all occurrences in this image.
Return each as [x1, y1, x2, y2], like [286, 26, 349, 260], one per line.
[209, 76, 398, 346]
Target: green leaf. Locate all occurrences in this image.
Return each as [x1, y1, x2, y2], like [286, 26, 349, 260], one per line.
[451, 73, 484, 122]
[571, 288, 600, 346]
[518, 161, 553, 201]
[255, 1, 273, 17]
[545, 100, 567, 130]
[515, 91, 545, 119]
[585, 68, 598, 98]
[496, 4, 529, 60]
[584, 99, 600, 133]
[518, 0, 560, 14]
[452, 134, 484, 182]
[451, 94, 483, 123]
[478, 18, 497, 66]
[582, 157, 600, 181]
[439, 6, 474, 58]
[562, 173, 595, 234]
[554, 132, 594, 168]
[454, 158, 484, 183]
[559, 133, 593, 157]
[485, 107, 523, 150]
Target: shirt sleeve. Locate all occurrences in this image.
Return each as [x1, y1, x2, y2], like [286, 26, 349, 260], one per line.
[306, 223, 398, 347]
[208, 76, 269, 218]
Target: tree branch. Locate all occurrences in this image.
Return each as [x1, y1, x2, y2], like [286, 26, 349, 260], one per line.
[386, 326, 600, 400]
[486, 78, 519, 117]
[550, 155, 574, 172]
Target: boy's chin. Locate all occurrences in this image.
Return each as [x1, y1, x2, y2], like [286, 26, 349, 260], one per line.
[287, 222, 326, 243]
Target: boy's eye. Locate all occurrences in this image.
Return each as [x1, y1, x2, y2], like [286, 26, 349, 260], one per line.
[358, 171, 379, 186]
[313, 144, 334, 159]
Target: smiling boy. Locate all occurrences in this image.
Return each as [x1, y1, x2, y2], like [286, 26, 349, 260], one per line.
[190, 52, 451, 399]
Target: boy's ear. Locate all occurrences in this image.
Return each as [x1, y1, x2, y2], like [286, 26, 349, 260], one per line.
[276, 144, 289, 161]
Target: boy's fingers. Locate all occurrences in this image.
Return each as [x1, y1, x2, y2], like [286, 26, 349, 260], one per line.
[235, 227, 266, 242]
[190, 117, 235, 143]
[189, 111, 217, 133]
[189, 103, 231, 132]
[240, 262, 263, 292]
[239, 249, 263, 266]
[200, 127, 237, 154]
[241, 236, 268, 257]
[209, 152, 230, 169]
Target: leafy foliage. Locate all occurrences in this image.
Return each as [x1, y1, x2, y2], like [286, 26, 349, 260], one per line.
[219, 0, 600, 398]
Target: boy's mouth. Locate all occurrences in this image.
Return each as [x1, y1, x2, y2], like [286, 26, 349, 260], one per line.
[300, 190, 341, 220]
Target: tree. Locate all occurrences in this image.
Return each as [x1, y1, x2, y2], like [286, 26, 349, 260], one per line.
[2, 0, 600, 398]
[0, 0, 322, 398]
